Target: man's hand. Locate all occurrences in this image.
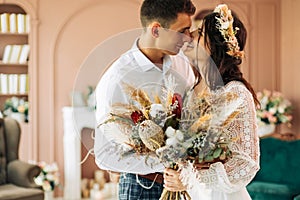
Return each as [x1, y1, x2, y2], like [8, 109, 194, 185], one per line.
[163, 168, 187, 192]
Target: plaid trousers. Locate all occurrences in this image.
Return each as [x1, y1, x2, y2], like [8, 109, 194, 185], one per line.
[118, 173, 164, 200]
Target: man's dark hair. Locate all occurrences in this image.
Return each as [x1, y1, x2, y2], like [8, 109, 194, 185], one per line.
[140, 0, 196, 28]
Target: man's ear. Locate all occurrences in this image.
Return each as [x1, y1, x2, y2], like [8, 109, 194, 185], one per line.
[151, 23, 160, 38]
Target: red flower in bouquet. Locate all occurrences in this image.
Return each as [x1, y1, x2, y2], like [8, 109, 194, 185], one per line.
[172, 93, 183, 119]
[131, 110, 145, 124]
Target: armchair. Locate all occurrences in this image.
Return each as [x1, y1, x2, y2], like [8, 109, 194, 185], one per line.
[247, 136, 300, 200]
[0, 117, 44, 200]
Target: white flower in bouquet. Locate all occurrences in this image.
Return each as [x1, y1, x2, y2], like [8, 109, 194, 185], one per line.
[149, 104, 165, 117]
[221, 21, 230, 29]
[149, 103, 167, 127]
[165, 126, 184, 146]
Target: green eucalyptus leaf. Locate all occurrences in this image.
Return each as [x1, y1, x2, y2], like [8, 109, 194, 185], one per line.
[213, 147, 222, 158]
[204, 155, 214, 162]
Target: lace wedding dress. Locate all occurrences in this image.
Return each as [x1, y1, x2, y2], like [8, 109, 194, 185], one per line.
[181, 81, 260, 200]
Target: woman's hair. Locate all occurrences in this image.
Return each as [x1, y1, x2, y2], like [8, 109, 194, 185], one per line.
[200, 11, 259, 105]
[140, 0, 195, 28]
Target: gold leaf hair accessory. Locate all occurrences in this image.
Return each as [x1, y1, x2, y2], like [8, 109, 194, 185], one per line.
[214, 4, 244, 59]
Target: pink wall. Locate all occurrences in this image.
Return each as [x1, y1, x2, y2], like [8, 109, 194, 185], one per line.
[281, 0, 300, 133]
[4, 0, 300, 197]
[37, 0, 142, 195]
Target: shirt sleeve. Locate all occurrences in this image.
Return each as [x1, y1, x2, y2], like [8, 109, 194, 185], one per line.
[181, 82, 260, 193]
[93, 68, 164, 174]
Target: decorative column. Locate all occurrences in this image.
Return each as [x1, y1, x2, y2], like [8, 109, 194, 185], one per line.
[62, 106, 95, 199]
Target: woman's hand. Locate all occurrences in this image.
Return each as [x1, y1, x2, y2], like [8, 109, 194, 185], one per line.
[163, 168, 187, 192]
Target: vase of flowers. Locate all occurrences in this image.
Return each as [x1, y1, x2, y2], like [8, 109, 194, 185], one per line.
[34, 162, 60, 200]
[256, 89, 293, 136]
[3, 96, 29, 122]
[257, 123, 276, 136]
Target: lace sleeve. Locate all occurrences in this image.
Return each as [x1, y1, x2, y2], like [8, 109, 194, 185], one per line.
[181, 82, 260, 193]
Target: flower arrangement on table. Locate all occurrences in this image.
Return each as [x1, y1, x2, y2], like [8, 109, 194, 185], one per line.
[34, 162, 60, 192]
[3, 96, 29, 122]
[99, 75, 241, 200]
[256, 89, 293, 127]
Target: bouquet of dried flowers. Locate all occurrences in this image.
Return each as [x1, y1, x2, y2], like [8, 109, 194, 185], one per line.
[156, 88, 242, 199]
[99, 75, 191, 199]
[99, 75, 242, 199]
[99, 76, 181, 154]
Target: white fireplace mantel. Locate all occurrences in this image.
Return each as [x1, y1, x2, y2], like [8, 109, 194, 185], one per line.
[62, 106, 96, 199]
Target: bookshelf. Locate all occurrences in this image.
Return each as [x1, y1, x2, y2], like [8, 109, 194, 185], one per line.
[0, 4, 29, 119]
[0, 62, 28, 73]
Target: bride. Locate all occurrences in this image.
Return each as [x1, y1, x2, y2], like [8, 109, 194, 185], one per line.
[163, 4, 260, 200]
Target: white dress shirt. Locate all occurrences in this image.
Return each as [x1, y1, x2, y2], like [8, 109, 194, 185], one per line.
[94, 39, 195, 175]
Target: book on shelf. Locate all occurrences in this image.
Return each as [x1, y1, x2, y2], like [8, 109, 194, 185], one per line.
[0, 13, 30, 34]
[19, 45, 30, 64]
[0, 13, 9, 33]
[1, 45, 29, 64]
[2, 45, 12, 63]
[17, 14, 26, 34]
[0, 73, 28, 95]
[9, 45, 22, 64]
[19, 74, 28, 94]
[8, 74, 18, 94]
[9, 13, 17, 33]
[0, 74, 8, 94]
[25, 14, 30, 33]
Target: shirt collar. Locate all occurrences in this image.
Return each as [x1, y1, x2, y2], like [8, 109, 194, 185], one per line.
[131, 38, 172, 72]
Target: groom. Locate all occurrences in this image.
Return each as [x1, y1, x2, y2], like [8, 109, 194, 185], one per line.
[94, 0, 196, 199]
